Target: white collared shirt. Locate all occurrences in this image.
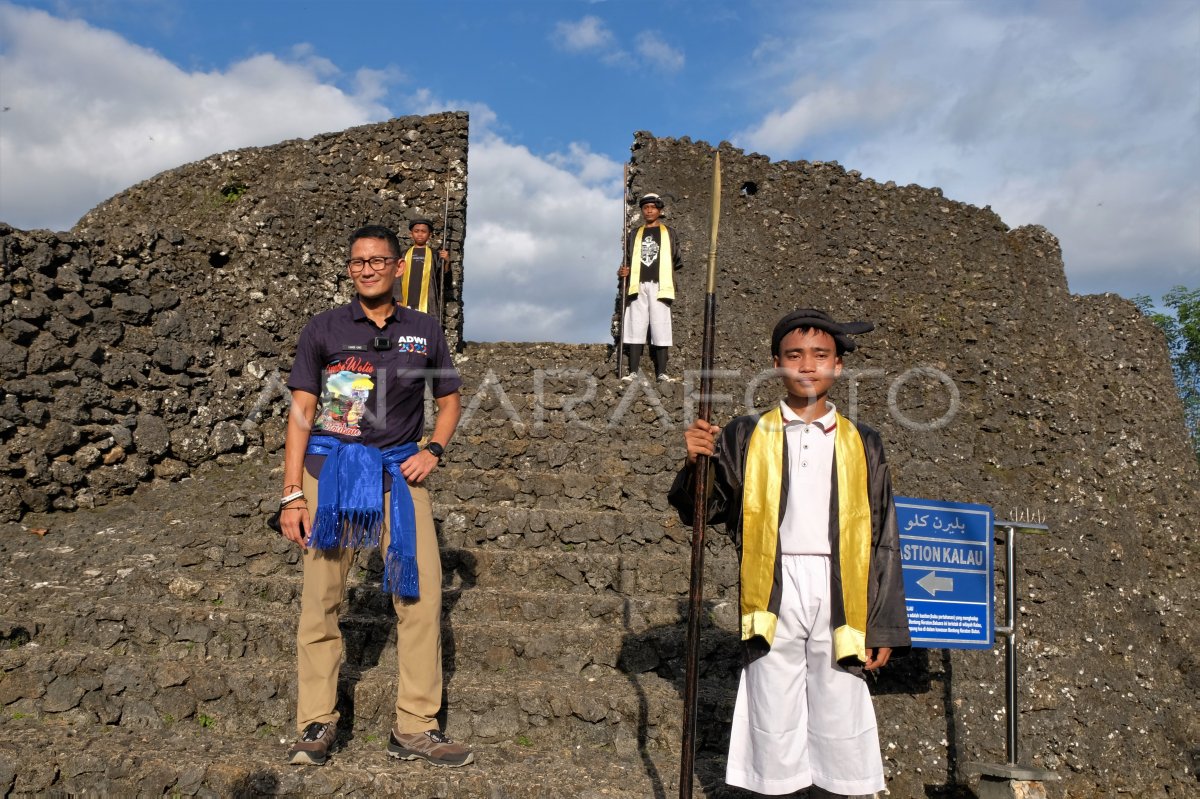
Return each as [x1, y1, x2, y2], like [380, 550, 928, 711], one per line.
[779, 400, 838, 554]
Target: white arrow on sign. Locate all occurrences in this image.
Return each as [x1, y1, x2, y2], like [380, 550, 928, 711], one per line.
[917, 571, 954, 596]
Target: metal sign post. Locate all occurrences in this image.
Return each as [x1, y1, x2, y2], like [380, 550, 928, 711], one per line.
[898, 500, 1059, 797]
[963, 517, 1058, 798]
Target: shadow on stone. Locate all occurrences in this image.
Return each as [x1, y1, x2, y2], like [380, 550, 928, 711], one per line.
[307, 507, 476, 746]
[333, 547, 391, 745]
[230, 770, 279, 798]
[872, 645, 933, 697]
[618, 601, 943, 798]
[916, 650, 972, 798]
[618, 598, 742, 799]
[438, 544, 478, 731]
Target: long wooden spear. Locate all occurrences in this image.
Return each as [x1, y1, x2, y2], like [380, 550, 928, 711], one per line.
[680, 151, 721, 799]
[439, 176, 451, 330]
[616, 163, 630, 378]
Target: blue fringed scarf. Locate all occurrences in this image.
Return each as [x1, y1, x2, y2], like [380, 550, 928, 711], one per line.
[305, 435, 422, 599]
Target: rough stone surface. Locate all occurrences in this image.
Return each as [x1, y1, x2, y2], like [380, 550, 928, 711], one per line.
[615, 134, 1200, 797]
[0, 111, 468, 520]
[0, 124, 1196, 798]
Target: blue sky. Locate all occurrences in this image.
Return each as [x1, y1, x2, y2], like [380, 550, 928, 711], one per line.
[1, 0, 1197, 342]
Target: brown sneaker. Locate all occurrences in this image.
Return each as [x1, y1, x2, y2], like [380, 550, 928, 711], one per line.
[387, 729, 474, 767]
[287, 721, 337, 765]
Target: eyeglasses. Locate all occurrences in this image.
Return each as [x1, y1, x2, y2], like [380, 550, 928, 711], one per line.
[347, 256, 397, 274]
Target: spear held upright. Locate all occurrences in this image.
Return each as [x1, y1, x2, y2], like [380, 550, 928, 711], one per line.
[439, 176, 451, 330]
[616, 163, 630, 378]
[679, 151, 721, 799]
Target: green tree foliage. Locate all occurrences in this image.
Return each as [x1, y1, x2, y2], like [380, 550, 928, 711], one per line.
[1134, 286, 1200, 460]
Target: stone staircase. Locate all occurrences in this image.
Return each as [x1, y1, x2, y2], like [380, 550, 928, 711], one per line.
[0, 342, 763, 798]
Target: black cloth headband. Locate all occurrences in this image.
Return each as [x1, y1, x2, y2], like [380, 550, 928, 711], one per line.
[771, 308, 874, 354]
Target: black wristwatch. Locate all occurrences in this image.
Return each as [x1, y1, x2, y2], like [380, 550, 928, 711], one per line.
[424, 441, 445, 462]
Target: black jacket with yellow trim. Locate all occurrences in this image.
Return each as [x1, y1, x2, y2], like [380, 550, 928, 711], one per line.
[668, 411, 911, 665]
[625, 224, 683, 288]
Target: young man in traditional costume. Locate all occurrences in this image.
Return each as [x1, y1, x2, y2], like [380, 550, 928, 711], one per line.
[395, 218, 449, 315]
[280, 224, 472, 768]
[617, 192, 683, 382]
[669, 309, 910, 797]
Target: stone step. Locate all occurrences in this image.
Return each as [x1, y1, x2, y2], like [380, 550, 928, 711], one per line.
[456, 374, 692, 406]
[458, 365, 691, 391]
[0, 642, 739, 755]
[0, 720, 740, 798]
[435, 463, 680, 512]
[439, 440, 684, 498]
[396, 547, 741, 599]
[456, 342, 610, 371]
[2, 522, 741, 600]
[438, 504, 705, 558]
[451, 344, 702, 432]
[4, 495, 721, 588]
[4, 569, 706, 627]
[454, 379, 697, 433]
[4, 592, 744, 682]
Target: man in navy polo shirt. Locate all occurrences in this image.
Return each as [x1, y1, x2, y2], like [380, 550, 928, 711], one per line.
[279, 224, 472, 768]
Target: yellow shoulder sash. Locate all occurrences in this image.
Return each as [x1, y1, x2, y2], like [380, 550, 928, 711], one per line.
[400, 245, 434, 312]
[627, 225, 674, 301]
[740, 407, 785, 645]
[832, 412, 871, 663]
[740, 408, 872, 662]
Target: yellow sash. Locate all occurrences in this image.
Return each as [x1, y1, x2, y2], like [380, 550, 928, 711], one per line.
[401, 245, 434, 312]
[741, 406, 872, 662]
[627, 225, 674, 301]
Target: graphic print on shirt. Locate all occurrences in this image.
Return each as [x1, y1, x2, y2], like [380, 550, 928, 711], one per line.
[315, 356, 375, 437]
[396, 335, 428, 355]
[640, 233, 660, 268]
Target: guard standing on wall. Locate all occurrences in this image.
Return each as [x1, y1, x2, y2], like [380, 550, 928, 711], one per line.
[617, 193, 683, 382]
[396, 218, 449, 316]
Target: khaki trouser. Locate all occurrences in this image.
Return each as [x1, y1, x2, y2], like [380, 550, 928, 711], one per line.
[296, 468, 443, 735]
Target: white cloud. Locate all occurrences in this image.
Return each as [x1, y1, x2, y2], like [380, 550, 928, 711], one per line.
[551, 14, 686, 72]
[400, 89, 627, 342]
[0, 4, 622, 343]
[0, 4, 390, 231]
[635, 31, 684, 73]
[737, 82, 916, 156]
[552, 15, 614, 52]
[406, 87, 498, 131]
[734, 2, 1200, 298]
[546, 142, 623, 189]
[464, 133, 621, 342]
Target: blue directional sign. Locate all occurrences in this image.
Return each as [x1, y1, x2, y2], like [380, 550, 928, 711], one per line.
[896, 496, 993, 649]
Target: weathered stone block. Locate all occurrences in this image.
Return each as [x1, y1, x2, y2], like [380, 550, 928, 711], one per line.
[169, 427, 210, 465]
[208, 420, 244, 454]
[0, 338, 26, 378]
[133, 413, 170, 459]
[0, 671, 45, 705]
[42, 676, 84, 712]
[152, 339, 192, 372]
[120, 698, 165, 729]
[111, 294, 153, 323]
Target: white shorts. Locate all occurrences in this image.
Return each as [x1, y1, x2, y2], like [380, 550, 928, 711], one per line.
[622, 281, 672, 346]
[725, 554, 885, 796]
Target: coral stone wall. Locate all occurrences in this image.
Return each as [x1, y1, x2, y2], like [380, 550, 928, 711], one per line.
[0, 112, 468, 520]
[618, 132, 1199, 792]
